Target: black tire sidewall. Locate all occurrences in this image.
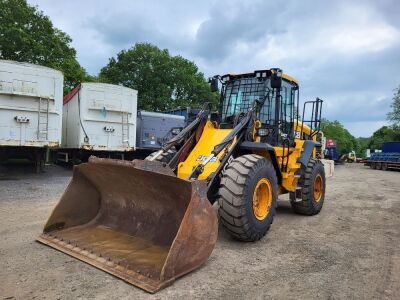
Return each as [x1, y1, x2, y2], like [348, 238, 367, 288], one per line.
[306, 162, 325, 211]
[243, 159, 277, 233]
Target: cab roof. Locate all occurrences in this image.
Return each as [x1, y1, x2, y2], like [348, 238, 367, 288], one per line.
[222, 69, 299, 86]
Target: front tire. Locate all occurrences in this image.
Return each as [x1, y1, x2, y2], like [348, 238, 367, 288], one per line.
[291, 158, 325, 215]
[218, 154, 278, 241]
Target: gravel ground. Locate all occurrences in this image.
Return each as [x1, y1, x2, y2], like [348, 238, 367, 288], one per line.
[0, 163, 399, 299]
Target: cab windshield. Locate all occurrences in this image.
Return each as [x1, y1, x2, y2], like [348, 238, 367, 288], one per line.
[220, 77, 272, 124]
[220, 75, 297, 142]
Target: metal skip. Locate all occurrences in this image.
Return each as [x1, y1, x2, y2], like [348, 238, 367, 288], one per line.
[37, 157, 218, 293]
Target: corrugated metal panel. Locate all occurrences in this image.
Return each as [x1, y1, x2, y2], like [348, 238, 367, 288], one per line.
[0, 60, 63, 147]
[136, 111, 185, 149]
[62, 83, 137, 151]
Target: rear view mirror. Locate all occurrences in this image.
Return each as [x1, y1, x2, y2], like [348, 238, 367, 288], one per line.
[270, 68, 282, 89]
[209, 77, 219, 92]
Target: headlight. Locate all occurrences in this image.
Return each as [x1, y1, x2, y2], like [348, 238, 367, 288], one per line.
[171, 127, 182, 135]
[256, 128, 269, 137]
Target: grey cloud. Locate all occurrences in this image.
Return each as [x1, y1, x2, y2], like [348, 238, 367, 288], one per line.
[300, 47, 400, 124]
[193, 2, 285, 60]
[27, 0, 400, 136]
[91, 13, 165, 48]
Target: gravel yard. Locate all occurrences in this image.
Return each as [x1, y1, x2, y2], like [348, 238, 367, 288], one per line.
[0, 163, 399, 299]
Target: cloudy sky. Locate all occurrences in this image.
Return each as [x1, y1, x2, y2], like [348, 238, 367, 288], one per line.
[28, 0, 400, 137]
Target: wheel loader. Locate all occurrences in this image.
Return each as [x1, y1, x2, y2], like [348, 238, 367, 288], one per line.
[37, 68, 326, 293]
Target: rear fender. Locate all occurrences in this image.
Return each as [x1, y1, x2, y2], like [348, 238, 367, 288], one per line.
[297, 140, 319, 167]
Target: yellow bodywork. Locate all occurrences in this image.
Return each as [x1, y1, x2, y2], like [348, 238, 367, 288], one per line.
[177, 119, 316, 194]
[177, 121, 233, 180]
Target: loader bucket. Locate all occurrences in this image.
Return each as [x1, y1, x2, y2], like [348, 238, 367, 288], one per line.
[37, 157, 218, 293]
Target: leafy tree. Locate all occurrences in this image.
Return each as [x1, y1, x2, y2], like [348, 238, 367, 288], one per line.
[355, 137, 370, 158]
[320, 119, 358, 154]
[0, 0, 89, 93]
[387, 86, 400, 125]
[99, 43, 218, 111]
[367, 125, 400, 150]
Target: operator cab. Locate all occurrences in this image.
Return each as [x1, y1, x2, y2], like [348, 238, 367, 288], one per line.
[210, 69, 300, 147]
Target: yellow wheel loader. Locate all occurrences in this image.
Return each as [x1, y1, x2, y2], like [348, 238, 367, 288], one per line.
[37, 68, 326, 293]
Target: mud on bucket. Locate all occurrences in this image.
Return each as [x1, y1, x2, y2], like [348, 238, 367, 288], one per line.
[37, 157, 218, 293]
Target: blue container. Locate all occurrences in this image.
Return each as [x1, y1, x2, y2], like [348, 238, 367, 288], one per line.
[369, 151, 400, 162]
[325, 147, 339, 161]
[382, 141, 400, 153]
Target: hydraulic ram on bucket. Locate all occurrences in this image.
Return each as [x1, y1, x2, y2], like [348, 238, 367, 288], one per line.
[37, 157, 218, 293]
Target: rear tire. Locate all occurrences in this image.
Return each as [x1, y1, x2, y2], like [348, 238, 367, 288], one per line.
[218, 154, 278, 242]
[145, 148, 176, 164]
[290, 158, 325, 216]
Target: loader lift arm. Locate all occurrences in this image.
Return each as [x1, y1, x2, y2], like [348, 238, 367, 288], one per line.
[189, 97, 268, 180]
[148, 103, 212, 170]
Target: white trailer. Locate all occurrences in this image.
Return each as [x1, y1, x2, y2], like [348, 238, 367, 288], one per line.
[60, 83, 137, 162]
[0, 60, 63, 171]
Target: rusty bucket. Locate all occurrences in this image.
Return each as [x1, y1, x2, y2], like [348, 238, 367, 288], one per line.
[37, 157, 218, 293]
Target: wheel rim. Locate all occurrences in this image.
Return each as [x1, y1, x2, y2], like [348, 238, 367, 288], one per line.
[252, 178, 272, 221]
[313, 174, 323, 203]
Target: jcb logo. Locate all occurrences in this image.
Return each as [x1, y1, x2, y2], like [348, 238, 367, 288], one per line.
[196, 155, 217, 162]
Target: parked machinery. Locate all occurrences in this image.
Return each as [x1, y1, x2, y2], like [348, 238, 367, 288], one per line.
[340, 151, 357, 163]
[163, 107, 202, 125]
[324, 138, 339, 163]
[136, 111, 185, 150]
[0, 60, 63, 172]
[364, 141, 400, 170]
[38, 68, 326, 292]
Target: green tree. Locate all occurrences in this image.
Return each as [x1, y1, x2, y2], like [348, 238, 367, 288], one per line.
[0, 0, 88, 93]
[367, 125, 400, 150]
[99, 43, 218, 111]
[320, 119, 358, 154]
[355, 136, 370, 158]
[387, 86, 400, 125]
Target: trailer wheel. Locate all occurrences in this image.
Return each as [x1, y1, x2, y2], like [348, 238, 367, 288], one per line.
[376, 162, 382, 170]
[217, 154, 277, 242]
[382, 163, 388, 171]
[372, 162, 377, 169]
[145, 148, 176, 164]
[291, 158, 325, 216]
